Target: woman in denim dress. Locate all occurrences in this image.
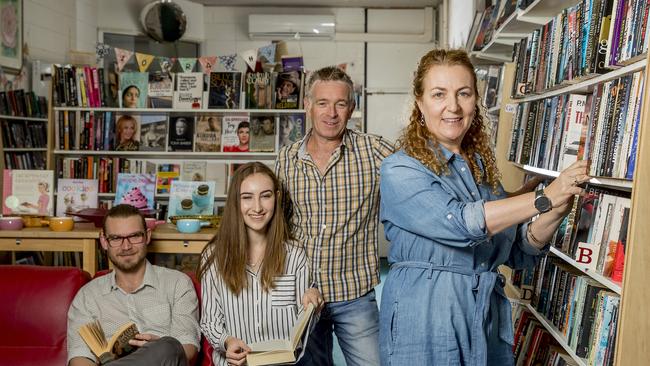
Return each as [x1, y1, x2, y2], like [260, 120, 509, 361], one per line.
[378, 49, 589, 365]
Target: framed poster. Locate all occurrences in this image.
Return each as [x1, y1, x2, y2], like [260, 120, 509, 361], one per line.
[0, 0, 21, 71]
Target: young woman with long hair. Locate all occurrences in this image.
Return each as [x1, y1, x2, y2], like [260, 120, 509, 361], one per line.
[197, 162, 322, 366]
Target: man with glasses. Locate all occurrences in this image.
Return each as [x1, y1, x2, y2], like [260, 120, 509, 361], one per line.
[67, 204, 200, 366]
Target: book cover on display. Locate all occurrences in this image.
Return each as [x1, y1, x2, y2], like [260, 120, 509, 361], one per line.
[173, 72, 204, 109]
[56, 178, 99, 219]
[114, 173, 155, 210]
[2, 169, 54, 216]
[119, 72, 148, 108]
[139, 114, 167, 151]
[208, 72, 243, 109]
[194, 114, 221, 152]
[167, 180, 216, 221]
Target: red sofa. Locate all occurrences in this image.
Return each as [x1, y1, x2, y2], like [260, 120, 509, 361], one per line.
[0, 265, 214, 366]
[0, 265, 91, 366]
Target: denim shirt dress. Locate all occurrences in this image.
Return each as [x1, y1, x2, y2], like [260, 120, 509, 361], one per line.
[378, 148, 547, 366]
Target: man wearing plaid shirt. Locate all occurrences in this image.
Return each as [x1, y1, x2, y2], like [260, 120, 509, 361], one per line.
[276, 66, 394, 366]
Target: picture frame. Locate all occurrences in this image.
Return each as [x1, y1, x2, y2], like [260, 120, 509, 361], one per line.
[0, 0, 22, 72]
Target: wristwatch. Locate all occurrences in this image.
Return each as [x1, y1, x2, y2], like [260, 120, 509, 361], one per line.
[534, 188, 552, 214]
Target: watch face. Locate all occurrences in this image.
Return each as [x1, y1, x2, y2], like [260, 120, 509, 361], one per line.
[535, 195, 551, 213]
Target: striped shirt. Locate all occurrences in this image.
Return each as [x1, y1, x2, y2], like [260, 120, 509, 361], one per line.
[275, 129, 394, 302]
[67, 261, 201, 363]
[200, 242, 310, 366]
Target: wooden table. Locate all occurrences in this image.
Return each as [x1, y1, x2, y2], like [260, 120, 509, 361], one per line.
[149, 224, 217, 254]
[0, 223, 100, 274]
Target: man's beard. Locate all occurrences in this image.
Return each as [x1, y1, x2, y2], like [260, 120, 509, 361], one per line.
[108, 250, 146, 273]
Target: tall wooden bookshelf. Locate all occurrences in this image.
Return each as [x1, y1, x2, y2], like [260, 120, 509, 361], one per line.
[488, 0, 650, 364]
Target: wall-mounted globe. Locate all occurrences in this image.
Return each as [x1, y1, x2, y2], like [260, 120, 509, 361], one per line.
[140, 1, 187, 43]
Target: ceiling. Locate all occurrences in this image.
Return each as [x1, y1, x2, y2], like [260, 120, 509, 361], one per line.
[192, 0, 441, 8]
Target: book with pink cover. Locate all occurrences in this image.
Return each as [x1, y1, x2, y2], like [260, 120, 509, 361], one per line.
[113, 173, 155, 210]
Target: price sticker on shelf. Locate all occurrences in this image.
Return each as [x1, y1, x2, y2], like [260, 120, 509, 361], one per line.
[504, 104, 517, 114]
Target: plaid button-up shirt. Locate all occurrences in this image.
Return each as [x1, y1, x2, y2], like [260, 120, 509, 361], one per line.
[275, 129, 394, 302]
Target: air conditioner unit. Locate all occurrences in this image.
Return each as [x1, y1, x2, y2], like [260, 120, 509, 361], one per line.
[249, 14, 336, 40]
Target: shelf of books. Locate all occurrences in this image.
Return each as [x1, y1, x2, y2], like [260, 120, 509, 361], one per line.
[45, 60, 310, 220]
[491, 0, 650, 364]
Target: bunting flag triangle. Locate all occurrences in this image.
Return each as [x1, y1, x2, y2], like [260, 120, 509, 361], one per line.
[218, 54, 237, 71]
[240, 49, 258, 71]
[135, 52, 155, 72]
[158, 57, 176, 73]
[198, 56, 218, 74]
[178, 57, 197, 72]
[114, 48, 134, 72]
[258, 43, 276, 64]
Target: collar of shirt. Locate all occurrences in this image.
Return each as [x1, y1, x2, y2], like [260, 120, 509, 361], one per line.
[292, 128, 356, 161]
[104, 260, 158, 294]
[430, 141, 485, 170]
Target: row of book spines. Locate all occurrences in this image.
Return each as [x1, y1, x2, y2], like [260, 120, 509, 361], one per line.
[511, 0, 649, 96]
[512, 308, 579, 366]
[3, 152, 47, 170]
[507, 71, 644, 179]
[1, 121, 48, 149]
[52, 65, 106, 108]
[57, 156, 133, 193]
[555, 190, 629, 280]
[531, 259, 619, 364]
[57, 110, 114, 151]
[0, 90, 48, 118]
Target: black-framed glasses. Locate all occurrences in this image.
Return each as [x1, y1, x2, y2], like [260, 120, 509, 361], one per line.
[104, 231, 147, 247]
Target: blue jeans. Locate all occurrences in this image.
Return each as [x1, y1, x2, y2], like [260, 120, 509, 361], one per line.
[298, 289, 380, 366]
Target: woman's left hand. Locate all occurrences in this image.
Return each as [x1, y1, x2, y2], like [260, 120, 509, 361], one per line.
[301, 288, 324, 312]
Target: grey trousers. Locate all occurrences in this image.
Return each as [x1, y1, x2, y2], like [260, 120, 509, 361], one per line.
[110, 336, 188, 366]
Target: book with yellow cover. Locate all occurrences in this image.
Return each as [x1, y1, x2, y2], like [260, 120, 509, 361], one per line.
[246, 303, 315, 366]
[78, 320, 139, 365]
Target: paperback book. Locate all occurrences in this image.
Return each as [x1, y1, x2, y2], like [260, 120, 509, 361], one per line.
[114, 114, 141, 151]
[173, 72, 204, 109]
[139, 114, 167, 151]
[222, 114, 250, 152]
[279, 113, 306, 147]
[168, 115, 195, 151]
[114, 173, 155, 210]
[148, 70, 174, 108]
[119, 72, 148, 108]
[208, 72, 243, 109]
[78, 320, 138, 364]
[156, 164, 181, 194]
[2, 169, 54, 216]
[245, 72, 275, 109]
[181, 161, 207, 182]
[274, 71, 302, 109]
[194, 114, 221, 152]
[250, 115, 276, 152]
[246, 304, 315, 366]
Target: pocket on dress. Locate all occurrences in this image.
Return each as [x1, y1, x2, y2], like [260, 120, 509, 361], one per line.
[389, 301, 399, 355]
[271, 274, 296, 307]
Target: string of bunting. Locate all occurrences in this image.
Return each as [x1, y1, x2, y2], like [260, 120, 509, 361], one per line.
[96, 42, 278, 73]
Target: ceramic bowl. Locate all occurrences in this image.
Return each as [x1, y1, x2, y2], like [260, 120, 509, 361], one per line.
[176, 219, 209, 233]
[0, 216, 24, 230]
[47, 217, 75, 232]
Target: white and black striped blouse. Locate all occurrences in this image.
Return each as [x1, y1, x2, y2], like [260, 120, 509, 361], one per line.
[200, 242, 310, 366]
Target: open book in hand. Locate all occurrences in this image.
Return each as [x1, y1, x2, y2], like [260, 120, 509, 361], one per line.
[246, 303, 316, 366]
[78, 320, 139, 365]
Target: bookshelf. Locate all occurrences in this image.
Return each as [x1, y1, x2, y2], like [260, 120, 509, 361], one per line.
[50, 106, 302, 204]
[491, 0, 650, 364]
[0, 114, 50, 172]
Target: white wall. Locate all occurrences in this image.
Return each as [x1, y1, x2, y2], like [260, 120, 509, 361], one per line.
[24, 0, 98, 63]
[203, 7, 366, 85]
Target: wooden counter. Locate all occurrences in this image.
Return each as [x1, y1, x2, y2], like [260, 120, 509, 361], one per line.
[148, 224, 217, 254]
[0, 222, 100, 274]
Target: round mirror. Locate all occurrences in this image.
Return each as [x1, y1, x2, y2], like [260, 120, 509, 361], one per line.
[140, 2, 187, 43]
